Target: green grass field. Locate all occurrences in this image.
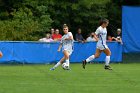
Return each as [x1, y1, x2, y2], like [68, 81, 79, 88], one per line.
[0, 63, 140, 93]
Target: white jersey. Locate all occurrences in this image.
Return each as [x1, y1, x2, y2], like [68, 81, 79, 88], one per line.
[95, 26, 108, 50]
[60, 32, 74, 55]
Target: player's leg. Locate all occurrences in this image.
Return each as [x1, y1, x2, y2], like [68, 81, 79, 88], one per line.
[63, 50, 70, 69]
[82, 48, 102, 69]
[103, 48, 112, 70]
[50, 56, 66, 70]
[86, 49, 102, 62]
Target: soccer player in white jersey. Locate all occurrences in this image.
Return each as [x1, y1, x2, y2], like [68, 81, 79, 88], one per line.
[50, 25, 74, 70]
[82, 19, 112, 70]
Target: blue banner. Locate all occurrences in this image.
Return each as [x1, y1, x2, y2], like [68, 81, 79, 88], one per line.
[122, 6, 140, 53]
[0, 41, 122, 63]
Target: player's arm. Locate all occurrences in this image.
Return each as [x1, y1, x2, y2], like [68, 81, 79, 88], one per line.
[57, 43, 62, 52]
[93, 33, 99, 41]
[65, 36, 73, 40]
[94, 28, 100, 41]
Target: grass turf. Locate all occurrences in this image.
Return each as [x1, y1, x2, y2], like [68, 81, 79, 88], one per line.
[0, 63, 140, 93]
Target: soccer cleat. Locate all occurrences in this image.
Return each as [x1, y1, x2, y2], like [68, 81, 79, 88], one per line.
[50, 68, 55, 71]
[82, 60, 87, 69]
[104, 65, 112, 70]
[62, 67, 71, 70]
[65, 68, 71, 70]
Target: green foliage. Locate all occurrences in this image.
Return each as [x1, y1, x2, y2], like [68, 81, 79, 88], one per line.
[47, 0, 111, 37]
[0, 0, 52, 41]
[0, 0, 129, 40]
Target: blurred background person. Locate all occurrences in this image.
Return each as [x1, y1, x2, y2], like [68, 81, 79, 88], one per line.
[112, 28, 123, 44]
[52, 29, 62, 41]
[0, 51, 3, 58]
[39, 33, 53, 42]
[107, 35, 113, 42]
[50, 28, 55, 38]
[86, 32, 97, 42]
[75, 28, 85, 42]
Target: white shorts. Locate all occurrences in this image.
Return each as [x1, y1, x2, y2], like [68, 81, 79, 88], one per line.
[62, 47, 73, 55]
[63, 49, 73, 55]
[96, 44, 108, 50]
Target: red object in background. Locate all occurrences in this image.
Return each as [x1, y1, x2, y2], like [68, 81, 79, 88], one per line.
[107, 36, 113, 42]
[0, 51, 3, 58]
[52, 34, 62, 41]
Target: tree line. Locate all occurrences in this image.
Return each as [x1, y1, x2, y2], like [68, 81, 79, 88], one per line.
[0, 0, 139, 41]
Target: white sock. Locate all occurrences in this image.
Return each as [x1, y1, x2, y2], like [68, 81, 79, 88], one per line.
[53, 62, 61, 69]
[65, 59, 69, 66]
[86, 55, 95, 62]
[105, 56, 110, 66]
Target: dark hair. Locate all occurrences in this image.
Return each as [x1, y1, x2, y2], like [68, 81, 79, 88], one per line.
[99, 18, 109, 26]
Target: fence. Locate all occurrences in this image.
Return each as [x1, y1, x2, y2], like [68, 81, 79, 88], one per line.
[0, 41, 122, 64]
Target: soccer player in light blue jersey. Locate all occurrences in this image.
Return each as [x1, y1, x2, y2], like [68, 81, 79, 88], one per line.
[82, 19, 112, 70]
[50, 25, 74, 70]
